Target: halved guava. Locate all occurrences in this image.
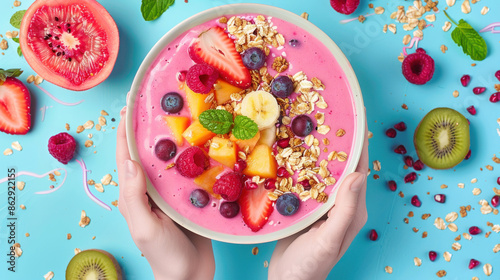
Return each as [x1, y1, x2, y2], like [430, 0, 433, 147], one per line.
[20, 0, 119, 91]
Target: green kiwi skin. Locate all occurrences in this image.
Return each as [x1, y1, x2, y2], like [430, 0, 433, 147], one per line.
[414, 107, 470, 170]
[66, 249, 122, 280]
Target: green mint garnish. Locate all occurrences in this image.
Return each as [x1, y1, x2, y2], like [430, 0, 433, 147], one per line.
[12, 38, 19, 43]
[443, 11, 487, 61]
[199, 109, 234, 135]
[0, 68, 23, 82]
[232, 115, 258, 140]
[10, 10, 26, 29]
[141, 0, 175, 21]
[17, 46, 22, 57]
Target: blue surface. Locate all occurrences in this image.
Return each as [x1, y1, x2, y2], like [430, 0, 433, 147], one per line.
[1, 0, 500, 279]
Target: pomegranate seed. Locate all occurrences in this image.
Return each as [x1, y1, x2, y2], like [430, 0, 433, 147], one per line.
[394, 122, 407, 131]
[394, 145, 407, 154]
[466, 105, 476, 115]
[277, 167, 289, 177]
[277, 138, 290, 148]
[434, 194, 446, 203]
[461, 74, 471, 87]
[404, 172, 417, 183]
[473, 87, 486, 95]
[498, 176, 500, 185]
[413, 160, 425, 171]
[234, 159, 247, 173]
[496, 70, 500, 81]
[491, 195, 500, 208]
[411, 195, 422, 207]
[387, 180, 397, 192]
[264, 178, 276, 190]
[429, 251, 437, 261]
[464, 149, 472, 160]
[369, 229, 378, 241]
[469, 226, 481, 235]
[469, 259, 480, 269]
[299, 180, 311, 190]
[245, 180, 258, 190]
[385, 128, 397, 138]
[490, 92, 500, 103]
[404, 156, 414, 167]
[177, 70, 187, 82]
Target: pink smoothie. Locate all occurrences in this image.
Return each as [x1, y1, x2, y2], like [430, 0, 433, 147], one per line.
[133, 13, 357, 236]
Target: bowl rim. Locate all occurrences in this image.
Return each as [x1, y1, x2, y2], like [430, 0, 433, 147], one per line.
[126, 3, 365, 244]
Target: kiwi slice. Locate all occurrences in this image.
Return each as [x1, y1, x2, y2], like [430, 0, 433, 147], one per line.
[66, 249, 122, 280]
[414, 107, 470, 169]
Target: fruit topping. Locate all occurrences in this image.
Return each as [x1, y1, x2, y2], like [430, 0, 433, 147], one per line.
[194, 165, 224, 199]
[434, 194, 446, 203]
[257, 126, 277, 147]
[402, 48, 435, 85]
[48, 132, 77, 164]
[469, 226, 481, 235]
[394, 122, 407, 131]
[404, 172, 417, 183]
[177, 70, 187, 82]
[414, 108, 470, 169]
[276, 193, 300, 216]
[276, 138, 290, 148]
[0, 76, 31, 135]
[242, 47, 266, 70]
[208, 137, 238, 168]
[230, 131, 261, 152]
[185, 83, 213, 119]
[491, 195, 500, 208]
[161, 92, 184, 113]
[234, 159, 247, 173]
[239, 185, 273, 232]
[190, 189, 210, 208]
[243, 144, 278, 179]
[264, 178, 276, 190]
[394, 145, 407, 154]
[466, 105, 476, 115]
[490, 92, 499, 103]
[411, 195, 421, 207]
[385, 128, 397, 138]
[175, 146, 210, 178]
[154, 139, 176, 161]
[163, 116, 190, 146]
[270, 75, 294, 98]
[245, 180, 259, 190]
[429, 251, 437, 261]
[20, 0, 119, 91]
[387, 180, 397, 192]
[182, 120, 216, 147]
[186, 64, 219, 94]
[404, 156, 414, 167]
[241, 91, 280, 130]
[277, 167, 290, 178]
[461, 74, 471, 87]
[291, 115, 314, 137]
[214, 79, 244, 104]
[213, 172, 244, 202]
[369, 229, 378, 241]
[219, 201, 240, 218]
[188, 26, 251, 88]
[330, 0, 360, 15]
[469, 259, 480, 269]
[473, 87, 486, 95]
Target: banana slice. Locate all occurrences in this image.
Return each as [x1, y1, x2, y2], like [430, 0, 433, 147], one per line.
[257, 126, 276, 147]
[241, 91, 280, 129]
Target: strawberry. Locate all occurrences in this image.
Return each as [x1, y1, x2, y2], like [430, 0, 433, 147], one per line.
[188, 27, 251, 89]
[0, 76, 31, 135]
[238, 185, 274, 232]
[330, 0, 360, 15]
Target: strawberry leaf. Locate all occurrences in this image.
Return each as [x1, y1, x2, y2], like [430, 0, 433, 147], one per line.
[0, 68, 23, 82]
[199, 109, 233, 135]
[444, 11, 487, 61]
[141, 0, 175, 21]
[232, 115, 258, 140]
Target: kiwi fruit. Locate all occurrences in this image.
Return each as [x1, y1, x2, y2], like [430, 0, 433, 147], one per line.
[66, 249, 122, 280]
[414, 107, 470, 169]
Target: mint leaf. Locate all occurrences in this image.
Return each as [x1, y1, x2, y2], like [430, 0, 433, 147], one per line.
[12, 38, 19, 43]
[0, 68, 23, 82]
[10, 10, 26, 29]
[141, 0, 175, 21]
[232, 115, 258, 140]
[444, 11, 487, 61]
[17, 46, 22, 57]
[199, 109, 234, 135]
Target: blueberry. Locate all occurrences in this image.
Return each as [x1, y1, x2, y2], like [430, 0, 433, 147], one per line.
[289, 39, 300, 47]
[161, 92, 184, 113]
[242, 47, 266, 70]
[154, 139, 177, 161]
[190, 189, 210, 208]
[271, 76, 294, 98]
[276, 193, 300, 216]
[291, 115, 314, 137]
[219, 201, 240, 218]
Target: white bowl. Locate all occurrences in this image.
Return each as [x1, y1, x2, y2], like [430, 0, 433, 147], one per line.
[126, 3, 365, 244]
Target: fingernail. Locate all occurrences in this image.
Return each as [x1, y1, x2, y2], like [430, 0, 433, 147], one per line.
[120, 106, 127, 117]
[350, 173, 365, 192]
[124, 160, 137, 179]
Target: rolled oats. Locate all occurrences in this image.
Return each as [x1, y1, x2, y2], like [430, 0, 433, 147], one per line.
[448, 223, 458, 232]
[436, 270, 447, 277]
[385, 266, 393, 274]
[463, 232, 472, 240]
[434, 217, 446, 230]
[452, 242, 461, 251]
[443, 21, 452, 32]
[44, 271, 54, 280]
[462, 0, 471, 13]
[443, 251, 452, 262]
[84, 140, 93, 148]
[447, 0, 456, 6]
[373, 160, 381, 171]
[493, 244, 500, 253]
[16, 181, 25, 191]
[472, 188, 481, 195]
[483, 263, 492, 276]
[3, 148, 13, 156]
[11, 141, 22, 151]
[481, 6, 489, 15]
[79, 210, 90, 228]
[403, 34, 411, 45]
[375, 7, 385, 14]
[414, 257, 422, 266]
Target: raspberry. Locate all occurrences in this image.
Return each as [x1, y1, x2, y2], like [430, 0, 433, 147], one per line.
[186, 64, 219, 94]
[402, 48, 435, 85]
[213, 172, 244, 201]
[330, 0, 360, 15]
[48, 132, 77, 164]
[175, 147, 210, 178]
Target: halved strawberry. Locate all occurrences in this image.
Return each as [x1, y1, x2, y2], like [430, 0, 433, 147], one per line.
[238, 184, 274, 232]
[188, 27, 251, 89]
[0, 77, 31, 135]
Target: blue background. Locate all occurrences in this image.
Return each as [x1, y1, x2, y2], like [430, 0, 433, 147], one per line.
[1, 0, 500, 279]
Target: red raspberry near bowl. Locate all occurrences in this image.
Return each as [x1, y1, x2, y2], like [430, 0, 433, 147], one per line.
[175, 146, 210, 178]
[48, 132, 77, 164]
[330, 0, 360, 15]
[186, 64, 219, 94]
[213, 172, 245, 202]
[402, 48, 435, 85]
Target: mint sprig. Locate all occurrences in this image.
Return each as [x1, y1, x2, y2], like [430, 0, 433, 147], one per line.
[199, 109, 259, 140]
[141, 0, 175, 21]
[443, 11, 487, 61]
[10, 10, 26, 29]
[0, 68, 23, 83]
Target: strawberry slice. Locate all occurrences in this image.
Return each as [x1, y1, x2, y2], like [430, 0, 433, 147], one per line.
[0, 77, 31, 135]
[239, 185, 274, 232]
[188, 27, 251, 89]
